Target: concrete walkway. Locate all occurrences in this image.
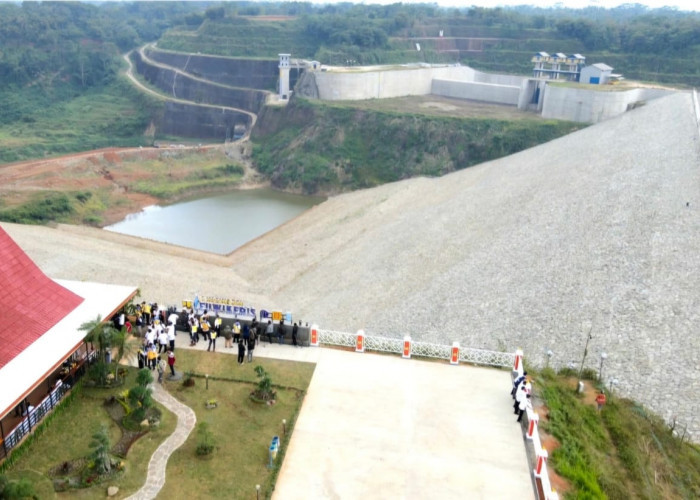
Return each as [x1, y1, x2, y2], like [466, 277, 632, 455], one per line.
[124, 380, 197, 500]
[273, 348, 534, 500]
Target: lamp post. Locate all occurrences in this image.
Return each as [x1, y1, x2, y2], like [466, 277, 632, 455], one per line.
[256, 484, 260, 500]
[546, 349, 553, 369]
[599, 352, 607, 381]
[282, 418, 287, 435]
[610, 378, 618, 397]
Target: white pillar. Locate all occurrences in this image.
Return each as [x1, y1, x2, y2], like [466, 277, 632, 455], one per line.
[279, 53, 291, 100]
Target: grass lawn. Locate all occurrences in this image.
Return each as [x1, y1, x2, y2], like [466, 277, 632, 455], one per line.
[159, 349, 315, 499]
[4, 367, 177, 499]
[537, 368, 700, 499]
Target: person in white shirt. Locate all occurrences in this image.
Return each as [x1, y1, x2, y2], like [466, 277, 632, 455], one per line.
[168, 311, 179, 328]
[145, 327, 156, 346]
[167, 322, 176, 351]
[158, 329, 168, 354]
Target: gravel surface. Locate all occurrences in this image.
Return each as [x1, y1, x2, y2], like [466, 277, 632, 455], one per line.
[4, 91, 700, 440]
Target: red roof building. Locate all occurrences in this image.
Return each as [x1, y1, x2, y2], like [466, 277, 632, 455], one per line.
[0, 225, 137, 461]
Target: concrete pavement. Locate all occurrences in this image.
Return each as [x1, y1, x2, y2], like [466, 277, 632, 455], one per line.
[272, 348, 534, 500]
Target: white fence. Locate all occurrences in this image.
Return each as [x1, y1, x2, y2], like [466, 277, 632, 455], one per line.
[317, 328, 515, 368]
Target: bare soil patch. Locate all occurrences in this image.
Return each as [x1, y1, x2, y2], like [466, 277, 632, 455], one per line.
[0, 142, 265, 225]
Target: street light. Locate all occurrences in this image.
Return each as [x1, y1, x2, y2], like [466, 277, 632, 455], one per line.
[599, 352, 607, 381]
[546, 349, 553, 369]
[256, 484, 260, 500]
[608, 378, 618, 396]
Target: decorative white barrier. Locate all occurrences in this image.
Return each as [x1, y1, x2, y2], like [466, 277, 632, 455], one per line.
[317, 329, 516, 368]
[312, 327, 549, 498]
[513, 353, 559, 500]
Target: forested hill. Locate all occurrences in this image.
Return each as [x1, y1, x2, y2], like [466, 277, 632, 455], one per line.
[0, 1, 200, 90]
[1, 2, 699, 163]
[158, 2, 700, 86]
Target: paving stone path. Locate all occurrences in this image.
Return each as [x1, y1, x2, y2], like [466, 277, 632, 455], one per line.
[124, 381, 196, 500]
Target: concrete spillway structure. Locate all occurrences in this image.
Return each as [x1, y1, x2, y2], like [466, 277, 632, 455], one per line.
[297, 63, 676, 124]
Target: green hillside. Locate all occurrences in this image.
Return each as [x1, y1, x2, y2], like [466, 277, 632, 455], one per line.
[538, 368, 700, 499]
[251, 98, 584, 194]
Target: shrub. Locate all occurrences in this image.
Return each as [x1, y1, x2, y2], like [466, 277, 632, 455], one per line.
[251, 365, 276, 402]
[195, 422, 216, 456]
[0, 474, 35, 499]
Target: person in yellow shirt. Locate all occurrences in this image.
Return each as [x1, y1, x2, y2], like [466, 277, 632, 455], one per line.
[189, 316, 199, 346]
[200, 313, 211, 342]
[233, 320, 241, 344]
[208, 326, 218, 352]
[142, 302, 152, 325]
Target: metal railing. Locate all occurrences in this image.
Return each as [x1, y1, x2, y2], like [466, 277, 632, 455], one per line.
[1, 349, 96, 461]
[317, 329, 515, 368]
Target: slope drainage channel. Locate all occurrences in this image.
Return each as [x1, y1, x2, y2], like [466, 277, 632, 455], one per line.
[105, 189, 324, 255]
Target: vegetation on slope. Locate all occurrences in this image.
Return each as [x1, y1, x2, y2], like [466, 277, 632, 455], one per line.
[157, 2, 700, 86]
[0, 148, 246, 227]
[251, 98, 583, 194]
[0, 79, 162, 163]
[537, 368, 700, 499]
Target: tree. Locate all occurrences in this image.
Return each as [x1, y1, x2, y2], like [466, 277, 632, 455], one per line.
[80, 315, 118, 386]
[88, 425, 113, 475]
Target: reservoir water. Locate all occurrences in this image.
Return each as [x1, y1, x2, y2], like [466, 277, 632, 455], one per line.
[105, 189, 324, 254]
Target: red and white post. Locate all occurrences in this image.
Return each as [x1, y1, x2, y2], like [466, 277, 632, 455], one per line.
[402, 336, 411, 359]
[527, 411, 539, 440]
[355, 329, 365, 353]
[310, 324, 319, 347]
[450, 342, 460, 365]
[513, 348, 524, 376]
[535, 447, 549, 476]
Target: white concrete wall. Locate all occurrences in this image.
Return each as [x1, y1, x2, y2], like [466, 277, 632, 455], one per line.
[432, 79, 520, 106]
[313, 66, 476, 100]
[541, 85, 675, 123]
[472, 71, 527, 87]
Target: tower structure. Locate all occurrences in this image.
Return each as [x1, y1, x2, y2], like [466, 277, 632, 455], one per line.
[279, 54, 291, 100]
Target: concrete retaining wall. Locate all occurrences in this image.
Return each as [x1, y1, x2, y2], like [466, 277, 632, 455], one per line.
[301, 65, 476, 100]
[541, 85, 676, 123]
[299, 64, 528, 104]
[159, 101, 252, 141]
[432, 79, 520, 106]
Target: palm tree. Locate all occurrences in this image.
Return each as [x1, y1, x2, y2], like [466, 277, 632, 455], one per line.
[111, 326, 138, 382]
[79, 315, 118, 385]
[89, 425, 113, 474]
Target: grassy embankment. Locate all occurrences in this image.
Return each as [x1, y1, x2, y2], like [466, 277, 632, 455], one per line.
[0, 78, 160, 164]
[251, 97, 584, 194]
[1, 350, 315, 499]
[536, 368, 700, 499]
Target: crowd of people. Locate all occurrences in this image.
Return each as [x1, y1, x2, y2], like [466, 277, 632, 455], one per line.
[134, 302, 177, 383]
[126, 302, 305, 377]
